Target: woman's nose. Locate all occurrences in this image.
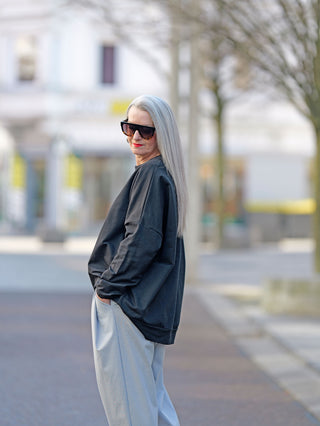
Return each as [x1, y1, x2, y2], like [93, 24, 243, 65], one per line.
[133, 130, 141, 140]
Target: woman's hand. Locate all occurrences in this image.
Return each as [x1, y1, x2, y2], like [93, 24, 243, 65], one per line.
[96, 294, 111, 305]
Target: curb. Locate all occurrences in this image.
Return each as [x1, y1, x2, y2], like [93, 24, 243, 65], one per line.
[0, 236, 95, 255]
[193, 286, 320, 422]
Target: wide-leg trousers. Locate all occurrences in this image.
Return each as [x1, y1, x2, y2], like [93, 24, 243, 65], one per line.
[91, 293, 180, 426]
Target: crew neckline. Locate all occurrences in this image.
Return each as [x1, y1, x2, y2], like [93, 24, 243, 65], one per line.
[135, 155, 162, 170]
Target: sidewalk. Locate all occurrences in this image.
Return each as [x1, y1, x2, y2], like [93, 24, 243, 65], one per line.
[172, 290, 320, 426]
[0, 235, 96, 255]
[0, 291, 319, 425]
[196, 284, 320, 422]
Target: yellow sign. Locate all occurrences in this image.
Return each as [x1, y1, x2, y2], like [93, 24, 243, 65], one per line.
[12, 154, 26, 188]
[65, 154, 83, 189]
[110, 99, 131, 116]
[245, 199, 315, 215]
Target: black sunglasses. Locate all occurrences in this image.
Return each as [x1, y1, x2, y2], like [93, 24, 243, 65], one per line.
[120, 121, 156, 140]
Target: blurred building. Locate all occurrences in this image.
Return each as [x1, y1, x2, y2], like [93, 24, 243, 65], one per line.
[0, 0, 315, 243]
[200, 100, 314, 244]
[0, 0, 165, 236]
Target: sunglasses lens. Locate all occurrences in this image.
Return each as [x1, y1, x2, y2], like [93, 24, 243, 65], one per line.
[139, 127, 154, 139]
[121, 122, 133, 136]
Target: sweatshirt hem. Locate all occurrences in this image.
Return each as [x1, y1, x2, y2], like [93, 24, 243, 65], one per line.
[129, 317, 177, 345]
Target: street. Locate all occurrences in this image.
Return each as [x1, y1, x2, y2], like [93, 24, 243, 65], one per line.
[0, 238, 315, 293]
[199, 241, 315, 286]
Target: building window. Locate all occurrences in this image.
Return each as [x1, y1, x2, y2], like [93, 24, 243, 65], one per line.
[101, 45, 115, 84]
[15, 36, 37, 82]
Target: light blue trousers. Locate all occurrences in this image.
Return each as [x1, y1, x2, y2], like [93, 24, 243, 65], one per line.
[91, 293, 180, 426]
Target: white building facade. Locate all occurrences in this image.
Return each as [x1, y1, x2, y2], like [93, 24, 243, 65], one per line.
[0, 0, 166, 236]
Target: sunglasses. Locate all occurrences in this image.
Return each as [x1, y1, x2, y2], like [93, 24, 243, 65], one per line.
[120, 121, 156, 140]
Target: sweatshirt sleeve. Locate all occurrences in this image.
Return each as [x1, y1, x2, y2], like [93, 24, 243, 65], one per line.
[95, 165, 167, 299]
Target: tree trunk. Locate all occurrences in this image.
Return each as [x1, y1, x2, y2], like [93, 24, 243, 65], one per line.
[314, 124, 320, 273]
[214, 99, 225, 249]
[169, 0, 180, 120]
[185, 0, 201, 284]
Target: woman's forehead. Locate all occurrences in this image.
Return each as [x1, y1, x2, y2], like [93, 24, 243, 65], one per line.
[128, 106, 154, 126]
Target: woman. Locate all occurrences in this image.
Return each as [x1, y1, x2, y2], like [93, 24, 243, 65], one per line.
[88, 94, 187, 426]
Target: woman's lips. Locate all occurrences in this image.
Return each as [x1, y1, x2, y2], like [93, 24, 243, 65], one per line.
[132, 143, 143, 147]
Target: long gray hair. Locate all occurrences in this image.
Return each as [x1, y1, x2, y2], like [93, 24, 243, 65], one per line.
[127, 95, 188, 237]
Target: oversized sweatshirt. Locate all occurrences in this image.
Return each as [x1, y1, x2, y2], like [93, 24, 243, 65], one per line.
[88, 156, 185, 345]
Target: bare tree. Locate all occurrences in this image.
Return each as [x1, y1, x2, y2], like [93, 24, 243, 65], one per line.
[163, 0, 250, 249]
[216, 0, 320, 272]
[198, 2, 239, 249]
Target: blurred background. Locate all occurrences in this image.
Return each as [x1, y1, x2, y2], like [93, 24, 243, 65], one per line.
[0, 0, 317, 269]
[2, 3, 320, 423]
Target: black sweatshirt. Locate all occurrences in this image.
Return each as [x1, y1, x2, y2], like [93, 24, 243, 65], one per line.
[88, 156, 185, 344]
